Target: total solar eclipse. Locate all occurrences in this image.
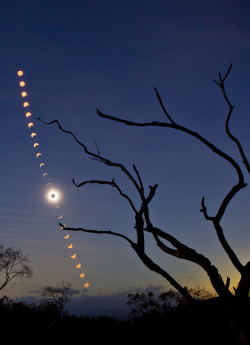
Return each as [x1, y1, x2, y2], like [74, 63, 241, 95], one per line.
[47, 189, 60, 203]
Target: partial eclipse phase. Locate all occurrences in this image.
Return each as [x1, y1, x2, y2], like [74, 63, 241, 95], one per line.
[18, 69, 89, 288]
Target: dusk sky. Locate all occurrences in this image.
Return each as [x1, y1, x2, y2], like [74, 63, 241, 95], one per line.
[0, 1, 249, 316]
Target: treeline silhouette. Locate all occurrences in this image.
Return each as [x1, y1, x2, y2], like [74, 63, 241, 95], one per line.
[1, 294, 248, 345]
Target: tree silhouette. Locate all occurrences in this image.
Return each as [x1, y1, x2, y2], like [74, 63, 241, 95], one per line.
[0, 244, 33, 298]
[39, 65, 249, 344]
[41, 280, 71, 317]
[127, 286, 215, 317]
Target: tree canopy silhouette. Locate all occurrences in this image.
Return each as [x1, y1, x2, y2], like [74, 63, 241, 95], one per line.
[0, 244, 32, 297]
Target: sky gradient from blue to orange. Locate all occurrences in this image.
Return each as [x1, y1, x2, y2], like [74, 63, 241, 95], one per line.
[0, 1, 249, 315]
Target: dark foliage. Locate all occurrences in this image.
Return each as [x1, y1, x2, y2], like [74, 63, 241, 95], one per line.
[0, 297, 249, 345]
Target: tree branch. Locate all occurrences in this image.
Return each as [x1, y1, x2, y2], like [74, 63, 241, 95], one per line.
[147, 226, 233, 298]
[153, 87, 176, 124]
[39, 65, 249, 305]
[131, 243, 195, 303]
[96, 112, 246, 272]
[37, 118, 144, 197]
[96, 108, 246, 195]
[97, 67, 248, 274]
[213, 64, 250, 174]
[133, 164, 144, 195]
[59, 223, 135, 246]
[59, 221, 195, 302]
[72, 178, 137, 213]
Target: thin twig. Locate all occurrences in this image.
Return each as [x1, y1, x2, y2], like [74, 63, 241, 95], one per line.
[94, 141, 100, 156]
[153, 87, 176, 124]
[37, 117, 143, 195]
[133, 164, 144, 195]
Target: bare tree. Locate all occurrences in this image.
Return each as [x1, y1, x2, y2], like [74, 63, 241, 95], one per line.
[38, 65, 249, 344]
[0, 244, 33, 295]
[40, 280, 71, 317]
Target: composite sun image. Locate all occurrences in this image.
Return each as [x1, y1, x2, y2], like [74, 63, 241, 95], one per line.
[0, 1, 249, 344]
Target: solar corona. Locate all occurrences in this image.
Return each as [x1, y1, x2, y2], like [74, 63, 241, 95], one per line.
[17, 70, 89, 289]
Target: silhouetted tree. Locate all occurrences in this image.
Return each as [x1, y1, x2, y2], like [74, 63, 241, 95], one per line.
[39, 65, 249, 344]
[41, 280, 71, 317]
[0, 244, 33, 301]
[127, 286, 216, 317]
[127, 290, 182, 316]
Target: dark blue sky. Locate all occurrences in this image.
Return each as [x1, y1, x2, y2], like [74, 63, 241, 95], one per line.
[0, 0, 249, 315]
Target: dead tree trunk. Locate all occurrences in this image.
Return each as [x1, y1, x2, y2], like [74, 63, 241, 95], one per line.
[39, 64, 249, 344]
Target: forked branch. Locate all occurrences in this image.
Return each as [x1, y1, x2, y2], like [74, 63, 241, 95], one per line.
[96, 65, 247, 274]
[39, 66, 249, 304]
[213, 64, 250, 174]
[59, 222, 195, 301]
[39, 117, 198, 300]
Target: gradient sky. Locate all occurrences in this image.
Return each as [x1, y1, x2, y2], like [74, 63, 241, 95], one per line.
[0, 0, 249, 316]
